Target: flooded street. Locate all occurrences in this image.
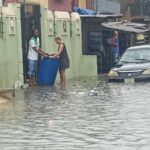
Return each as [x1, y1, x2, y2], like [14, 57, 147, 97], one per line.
[0, 77, 150, 150]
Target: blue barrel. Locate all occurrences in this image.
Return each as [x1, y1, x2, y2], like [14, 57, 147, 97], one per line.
[38, 57, 59, 86]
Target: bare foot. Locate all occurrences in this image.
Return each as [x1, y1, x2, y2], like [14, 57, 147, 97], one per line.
[29, 83, 33, 87]
[33, 82, 38, 86]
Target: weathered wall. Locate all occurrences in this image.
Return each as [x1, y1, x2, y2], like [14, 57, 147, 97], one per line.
[48, 0, 72, 12]
[4, 0, 48, 7]
[73, 0, 78, 7]
[94, 0, 120, 13]
[76, 0, 94, 9]
[24, 0, 48, 7]
[79, 0, 86, 8]
[40, 8, 97, 80]
[86, 0, 94, 10]
[0, 3, 23, 89]
[0, 4, 97, 89]
[0, 0, 2, 6]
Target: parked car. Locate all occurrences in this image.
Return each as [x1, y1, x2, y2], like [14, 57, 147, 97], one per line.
[108, 45, 150, 82]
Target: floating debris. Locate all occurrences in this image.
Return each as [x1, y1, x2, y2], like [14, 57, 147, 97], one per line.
[0, 97, 9, 104]
[48, 119, 56, 125]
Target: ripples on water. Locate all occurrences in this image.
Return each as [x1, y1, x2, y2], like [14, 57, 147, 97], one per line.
[0, 77, 150, 150]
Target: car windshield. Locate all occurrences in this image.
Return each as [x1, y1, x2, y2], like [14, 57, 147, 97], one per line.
[120, 47, 150, 63]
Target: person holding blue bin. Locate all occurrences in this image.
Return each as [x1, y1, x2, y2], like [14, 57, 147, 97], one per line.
[50, 36, 70, 88]
[27, 29, 49, 87]
[38, 57, 60, 86]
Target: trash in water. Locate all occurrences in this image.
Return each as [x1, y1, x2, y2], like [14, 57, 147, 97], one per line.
[48, 119, 56, 125]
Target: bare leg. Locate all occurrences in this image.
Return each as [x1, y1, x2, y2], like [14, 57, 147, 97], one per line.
[60, 69, 66, 88]
[59, 70, 63, 86]
[33, 75, 38, 85]
[29, 75, 33, 87]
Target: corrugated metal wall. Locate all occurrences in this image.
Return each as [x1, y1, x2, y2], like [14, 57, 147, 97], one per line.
[48, 0, 72, 12]
[94, 0, 120, 14]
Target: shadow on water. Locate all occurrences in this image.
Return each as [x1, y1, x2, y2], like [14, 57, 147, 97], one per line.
[0, 76, 150, 149]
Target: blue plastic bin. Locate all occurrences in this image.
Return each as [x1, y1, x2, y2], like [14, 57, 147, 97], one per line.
[38, 57, 59, 86]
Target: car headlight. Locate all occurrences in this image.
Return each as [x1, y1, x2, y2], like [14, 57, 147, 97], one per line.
[142, 69, 150, 75]
[108, 70, 118, 77]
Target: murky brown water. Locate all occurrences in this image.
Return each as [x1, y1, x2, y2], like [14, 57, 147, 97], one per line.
[0, 77, 150, 150]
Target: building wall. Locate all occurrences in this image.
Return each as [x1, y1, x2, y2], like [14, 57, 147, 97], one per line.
[86, 0, 94, 10]
[3, 0, 48, 7]
[94, 0, 120, 14]
[73, 0, 78, 7]
[40, 9, 97, 80]
[48, 0, 94, 12]
[4, 0, 17, 2]
[0, 3, 97, 88]
[0, 3, 23, 88]
[0, 0, 2, 6]
[25, 0, 48, 7]
[78, 0, 93, 9]
[3, 0, 94, 11]
[48, 0, 72, 12]
[79, 0, 86, 8]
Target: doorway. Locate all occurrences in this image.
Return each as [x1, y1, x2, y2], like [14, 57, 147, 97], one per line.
[21, 4, 41, 82]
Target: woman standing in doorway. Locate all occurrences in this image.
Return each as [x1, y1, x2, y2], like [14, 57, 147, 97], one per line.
[50, 36, 70, 88]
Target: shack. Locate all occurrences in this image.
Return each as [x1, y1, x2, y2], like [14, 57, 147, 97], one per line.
[80, 13, 122, 73]
[102, 22, 150, 73]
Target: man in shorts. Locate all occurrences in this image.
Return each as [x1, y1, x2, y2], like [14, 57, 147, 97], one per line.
[27, 29, 49, 87]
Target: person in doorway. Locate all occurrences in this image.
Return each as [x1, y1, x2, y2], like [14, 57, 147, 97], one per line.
[27, 29, 49, 87]
[50, 36, 70, 88]
[111, 31, 120, 64]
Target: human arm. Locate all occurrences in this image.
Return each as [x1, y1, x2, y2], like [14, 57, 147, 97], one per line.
[112, 37, 117, 47]
[32, 47, 48, 57]
[30, 38, 49, 57]
[38, 47, 50, 56]
[50, 43, 64, 58]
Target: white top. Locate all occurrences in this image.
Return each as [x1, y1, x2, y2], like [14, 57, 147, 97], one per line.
[27, 37, 40, 60]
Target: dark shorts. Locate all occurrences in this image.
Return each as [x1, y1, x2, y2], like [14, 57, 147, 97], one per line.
[28, 59, 37, 75]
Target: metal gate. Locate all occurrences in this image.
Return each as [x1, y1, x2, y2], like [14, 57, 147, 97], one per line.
[21, 4, 41, 82]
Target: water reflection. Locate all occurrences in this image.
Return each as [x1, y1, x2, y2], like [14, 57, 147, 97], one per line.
[0, 77, 150, 149]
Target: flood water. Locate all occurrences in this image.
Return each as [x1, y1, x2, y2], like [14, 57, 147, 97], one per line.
[0, 77, 150, 150]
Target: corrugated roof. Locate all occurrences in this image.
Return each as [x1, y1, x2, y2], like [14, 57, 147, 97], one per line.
[102, 22, 150, 33]
[80, 13, 123, 18]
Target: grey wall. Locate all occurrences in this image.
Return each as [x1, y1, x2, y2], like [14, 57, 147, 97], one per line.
[94, 0, 120, 14]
